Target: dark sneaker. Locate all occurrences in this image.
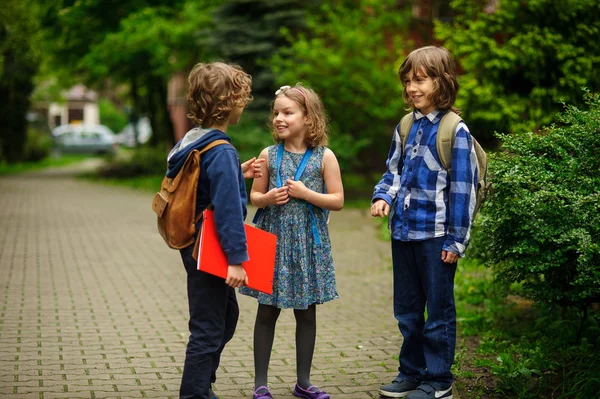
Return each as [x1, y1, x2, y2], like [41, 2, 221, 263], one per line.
[379, 379, 420, 398]
[406, 383, 452, 399]
[209, 387, 218, 399]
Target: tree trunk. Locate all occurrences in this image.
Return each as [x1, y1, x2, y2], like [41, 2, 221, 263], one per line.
[147, 77, 174, 149]
[0, 49, 36, 162]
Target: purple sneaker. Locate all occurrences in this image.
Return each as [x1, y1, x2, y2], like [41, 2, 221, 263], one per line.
[293, 384, 330, 399]
[253, 385, 273, 399]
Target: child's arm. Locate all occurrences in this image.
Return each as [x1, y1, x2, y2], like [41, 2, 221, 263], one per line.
[250, 148, 290, 208]
[206, 147, 250, 286]
[241, 157, 265, 179]
[286, 148, 344, 211]
[371, 124, 403, 216]
[370, 199, 390, 218]
[443, 123, 478, 259]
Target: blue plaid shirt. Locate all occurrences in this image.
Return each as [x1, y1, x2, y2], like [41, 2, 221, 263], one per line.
[372, 110, 478, 257]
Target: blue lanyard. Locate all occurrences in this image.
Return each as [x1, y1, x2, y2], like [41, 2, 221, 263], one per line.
[275, 143, 313, 188]
[254, 143, 322, 244]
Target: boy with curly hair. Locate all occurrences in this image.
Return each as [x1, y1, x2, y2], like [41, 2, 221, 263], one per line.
[166, 62, 259, 399]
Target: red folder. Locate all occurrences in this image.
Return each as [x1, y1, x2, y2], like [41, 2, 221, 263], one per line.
[197, 209, 276, 295]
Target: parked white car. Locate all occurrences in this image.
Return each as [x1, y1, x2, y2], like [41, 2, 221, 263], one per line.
[115, 117, 152, 147]
[52, 124, 118, 155]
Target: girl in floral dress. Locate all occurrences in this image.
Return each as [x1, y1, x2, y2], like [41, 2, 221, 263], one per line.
[239, 84, 344, 399]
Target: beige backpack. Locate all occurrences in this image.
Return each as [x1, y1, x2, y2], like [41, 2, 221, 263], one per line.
[399, 111, 489, 216]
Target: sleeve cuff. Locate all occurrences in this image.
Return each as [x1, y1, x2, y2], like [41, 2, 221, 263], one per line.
[372, 194, 392, 205]
[226, 250, 250, 265]
[442, 239, 466, 258]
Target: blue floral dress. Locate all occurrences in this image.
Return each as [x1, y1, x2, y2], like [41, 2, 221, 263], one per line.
[239, 145, 338, 309]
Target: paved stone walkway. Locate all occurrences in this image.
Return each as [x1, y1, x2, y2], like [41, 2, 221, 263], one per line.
[0, 164, 459, 399]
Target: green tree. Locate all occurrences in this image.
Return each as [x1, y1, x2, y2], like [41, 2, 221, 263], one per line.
[41, 0, 217, 146]
[205, 0, 309, 113]
[477, 91, 600, 312]
[0, 0, 42, 162]
[435, 0, 600, 143]
[270, 0, 412, 172]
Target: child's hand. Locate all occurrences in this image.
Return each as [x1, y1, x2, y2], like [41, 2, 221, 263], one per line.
[226, 265, 248, 288]
[370, 199, 390, 217]
[265, 186, 290, 206]
[241, 157, 265, 179]
[441, 250, 459, 264]
[286, 179, 309, 200]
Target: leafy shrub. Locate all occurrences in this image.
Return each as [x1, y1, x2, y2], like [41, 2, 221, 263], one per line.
[24, 128, 53, 162]
[99, 146, 168, 178]
[227, 112, 274, 163]
[269, 0, 411, 172]
[435, 0, 600, 143]
[98, 99, 128, 133]
[478, 90, 600, 308]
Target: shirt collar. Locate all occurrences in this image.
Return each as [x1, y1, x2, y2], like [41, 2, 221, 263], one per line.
[413, 109, 442, 123]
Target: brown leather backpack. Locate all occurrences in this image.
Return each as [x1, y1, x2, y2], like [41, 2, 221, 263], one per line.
[151, 139, 229, 249]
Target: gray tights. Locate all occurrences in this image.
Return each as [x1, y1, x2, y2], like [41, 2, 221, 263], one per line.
[253, 303, 317, 390]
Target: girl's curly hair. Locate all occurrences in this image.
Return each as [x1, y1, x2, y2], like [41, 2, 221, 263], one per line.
[269, 83, 329, 148]
[398, 46, 461, 115]
[187, 62, 253, 127]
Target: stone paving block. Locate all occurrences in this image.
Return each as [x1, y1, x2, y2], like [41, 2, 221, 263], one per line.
[0, 170, 464, 399]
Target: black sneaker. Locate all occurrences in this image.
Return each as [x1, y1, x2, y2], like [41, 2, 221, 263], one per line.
[379, 379, 420, 398]
[406, 382, 452, 399]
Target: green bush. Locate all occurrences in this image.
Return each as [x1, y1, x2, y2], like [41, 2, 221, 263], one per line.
[98, 99, 128, 133]
[99, 146, 168, 178]
[24, 128, 53, 162]
[477, 90, 600, 308]
[435, 0, 600, 143]
[227, 112, 274, 163]
[269, 0, 411, 172]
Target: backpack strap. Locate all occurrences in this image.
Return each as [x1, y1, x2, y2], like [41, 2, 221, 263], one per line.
[436, 111, 462, 171]
[254, 143, 323, 244]
[165, 139, 231, 194]
[399, 113, 414, 152]
[275, 142, 313, 188]
[190, 139, 232, 259]
[198, 139, 230, 155]
[192, 139, 230, 224]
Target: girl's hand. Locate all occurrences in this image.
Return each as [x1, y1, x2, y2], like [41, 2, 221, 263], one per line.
[241, 157, 265, 179]
[286, 179, 309, 200]
[265, 186, 289, 206]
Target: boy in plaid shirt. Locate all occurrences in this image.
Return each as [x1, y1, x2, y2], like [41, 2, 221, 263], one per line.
[371, 46, 478, 399]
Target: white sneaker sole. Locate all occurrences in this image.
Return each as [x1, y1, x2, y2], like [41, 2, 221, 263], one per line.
[378, 389, 416, 398]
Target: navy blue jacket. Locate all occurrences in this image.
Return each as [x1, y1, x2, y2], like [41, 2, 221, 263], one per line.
[167, 128, 248, 265]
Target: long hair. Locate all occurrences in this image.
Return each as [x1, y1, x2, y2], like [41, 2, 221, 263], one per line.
[398, 46, 460, 114]
[269, 83, 329, 147]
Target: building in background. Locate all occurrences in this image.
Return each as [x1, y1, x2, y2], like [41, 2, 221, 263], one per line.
[44, 85, 100, 128]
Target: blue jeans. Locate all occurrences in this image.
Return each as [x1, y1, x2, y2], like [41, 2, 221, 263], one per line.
[391, 236, 456, 387]
[179, 245, 239, 399]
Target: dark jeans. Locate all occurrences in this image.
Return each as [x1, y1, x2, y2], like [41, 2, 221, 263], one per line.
[179, 245, 239, 399]
[391, 236, 457, 387]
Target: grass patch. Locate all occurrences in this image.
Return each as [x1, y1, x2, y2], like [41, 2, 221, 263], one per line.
[0, 154, 91, 176]
[452, 257, 600, 399]
[81, 173, 164, 192]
